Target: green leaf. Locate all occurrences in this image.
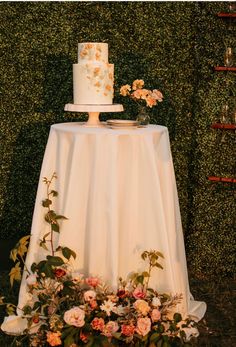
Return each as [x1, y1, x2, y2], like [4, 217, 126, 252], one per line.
[46, 255, 64, 266]
[55, 214, 68, 220]
[136, 275, 144, 284]
[62, 247, 77, 260]
[50, 190, 58, 197]
[45, 210, 57, 223]
[155, 251, 164, 258]
[61, 326, 75, 339]
[150, 332, 160, 342]
[155, 263, 164, 270]
[42, 198, 52, 207]
[174, 312, 182, 323]
[142, 271, 150, 278]
[51, 222, 60, 233]
[64, 334, 75, 347]
[39, 241, 49, 251]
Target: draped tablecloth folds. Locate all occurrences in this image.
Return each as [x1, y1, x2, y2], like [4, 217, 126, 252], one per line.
[14, 123, 206, 327]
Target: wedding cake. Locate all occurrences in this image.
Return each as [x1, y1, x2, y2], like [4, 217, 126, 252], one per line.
[73, 42, 114, 105]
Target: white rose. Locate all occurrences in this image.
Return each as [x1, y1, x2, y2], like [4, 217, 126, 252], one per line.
[26, 274, 37, 286]
[1, 315, 28, 335]
[152, 296, 161, 307]
[64, 307, 85, 327]
[182, 326, 199, 341]
[84, 290, 96, 302]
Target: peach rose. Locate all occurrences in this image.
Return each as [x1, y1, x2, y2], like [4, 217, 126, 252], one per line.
[151, 89, 163, 102]
[91, 317, 105, 331]
[46, 331, 62, 346]
[102, 321, 119, 337]
[151, 308, 161, 322]
[133, 299, 150, 316]
[146, 96, 157, 108]
[132, 79, 144, 90]
[120, 84, 131, 96]
[121, 324, 135, 337]
[136, 317, 151, 336]
[64, 307, 85, 327]
[132, 89, 143, 99]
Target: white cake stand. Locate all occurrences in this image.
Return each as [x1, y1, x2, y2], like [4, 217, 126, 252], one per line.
[64, 104, 124, 127]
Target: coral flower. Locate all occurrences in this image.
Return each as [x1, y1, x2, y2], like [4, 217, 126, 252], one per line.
[46, 331, 62, 346]
[121, 324, 135, 337]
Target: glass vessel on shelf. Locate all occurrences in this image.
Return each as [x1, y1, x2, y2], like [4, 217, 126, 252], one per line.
[224, 47, 234, 67]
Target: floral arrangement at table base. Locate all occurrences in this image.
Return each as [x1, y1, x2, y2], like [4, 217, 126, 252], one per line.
[1, 174, 199, 347]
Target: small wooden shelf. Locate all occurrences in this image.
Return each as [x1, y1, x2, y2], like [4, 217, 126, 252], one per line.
[211, 123, 236, 130]
[208, 176, 236, 183]
[214, 66, 236, 72]
[217, 12, 236, 18]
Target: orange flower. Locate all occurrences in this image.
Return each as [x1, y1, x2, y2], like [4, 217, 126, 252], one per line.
[95, 52, 101, 60]
[120, 84, 131, 96]
[46, 331, 62, 346]
[94, 67, 100, 76]
[105, 85, 112, 91]
[146, 96, 157, 108]
[80, 49, 87, 58]
[132, 79, 144, 90]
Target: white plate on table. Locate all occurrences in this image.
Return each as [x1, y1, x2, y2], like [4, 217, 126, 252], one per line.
[106, 119, 140, 129]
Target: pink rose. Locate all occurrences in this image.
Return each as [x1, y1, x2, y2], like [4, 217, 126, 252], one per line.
[84, 290, 96, 302]
[102, 321, 119, 337]
[136, 317, 151, 336]
[85, 277, 100, 288]
[121, 324, 135, 337]
[91, 317, 105, 331]
[151, 308, 161, 322]
[46, 331, 62, 346]
[133, 285, 146, 299]
[64, 307, 85, 327]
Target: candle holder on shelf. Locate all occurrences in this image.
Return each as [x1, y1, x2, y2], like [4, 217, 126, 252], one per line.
[64, 104, 124, 127]
[224, 47, 234, 67]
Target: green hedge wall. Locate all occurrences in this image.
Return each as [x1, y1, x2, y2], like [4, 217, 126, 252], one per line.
[0, 2, 235, 278]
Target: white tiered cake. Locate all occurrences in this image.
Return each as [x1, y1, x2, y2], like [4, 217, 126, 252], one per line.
[73, 42, 114, 105]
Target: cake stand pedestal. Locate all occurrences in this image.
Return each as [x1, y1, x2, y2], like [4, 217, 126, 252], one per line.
[64, 104, 124, 127]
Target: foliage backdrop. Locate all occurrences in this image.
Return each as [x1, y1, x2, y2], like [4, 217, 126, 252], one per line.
[0, 2, 235, 279]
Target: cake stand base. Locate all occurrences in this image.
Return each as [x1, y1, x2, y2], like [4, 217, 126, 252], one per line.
[64, 104, 124, 127]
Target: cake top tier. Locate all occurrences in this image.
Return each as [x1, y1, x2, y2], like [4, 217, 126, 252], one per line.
[78, 42, 108, 63]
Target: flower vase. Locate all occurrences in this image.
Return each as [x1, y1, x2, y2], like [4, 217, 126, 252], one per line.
[136, 106, 150, 126]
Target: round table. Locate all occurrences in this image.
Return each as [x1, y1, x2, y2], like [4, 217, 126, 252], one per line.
[18, 123, 206, 321]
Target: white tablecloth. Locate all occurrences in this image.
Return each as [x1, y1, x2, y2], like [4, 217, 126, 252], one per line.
[18, 123, 206, 321]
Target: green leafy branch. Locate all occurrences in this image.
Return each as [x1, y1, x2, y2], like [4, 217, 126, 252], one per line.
[8, 173, 75, 287]
[41, 172, 68, 256]
[129, 250, 164, 289]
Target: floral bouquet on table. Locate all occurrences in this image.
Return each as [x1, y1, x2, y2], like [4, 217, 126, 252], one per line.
[120, 80, 163, 125]
[1, 174, 199, 347]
